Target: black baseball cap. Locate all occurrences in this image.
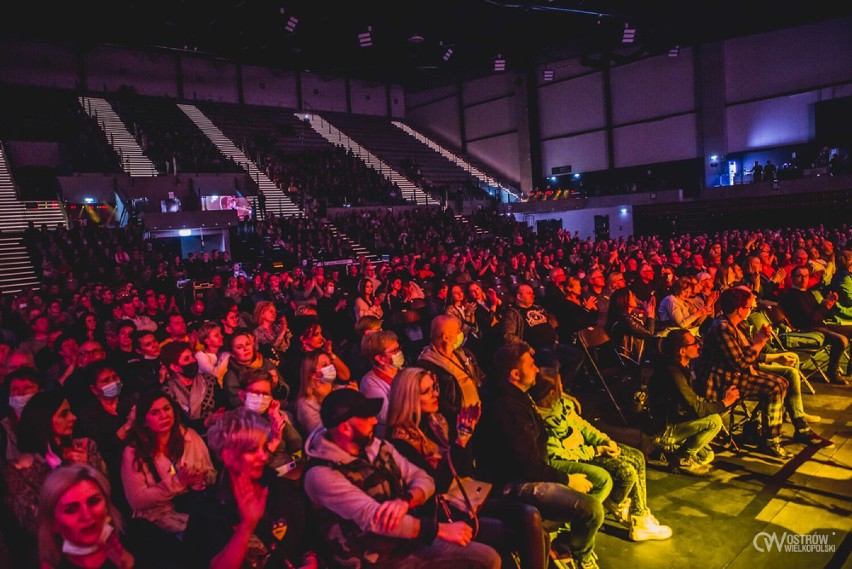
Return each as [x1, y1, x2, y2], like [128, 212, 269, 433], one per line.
[320, 389, 383, 429]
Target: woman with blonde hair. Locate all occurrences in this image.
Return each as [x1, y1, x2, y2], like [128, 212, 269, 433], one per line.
[37, 464, 133, 569]
[251, 301, 291, 366]
[387, 367, 547, 569]
[294, 349, 337, 435]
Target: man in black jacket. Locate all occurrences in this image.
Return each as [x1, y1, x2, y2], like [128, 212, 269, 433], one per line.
[473, 342, 603, 569]
[648, 330, 733, 475]
[780, 265, 852, 384]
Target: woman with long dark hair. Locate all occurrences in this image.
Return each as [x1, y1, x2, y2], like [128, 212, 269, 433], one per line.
[120, 390, 215, 555]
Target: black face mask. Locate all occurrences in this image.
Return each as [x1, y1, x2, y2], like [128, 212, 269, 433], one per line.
[180, 362, 199, 378]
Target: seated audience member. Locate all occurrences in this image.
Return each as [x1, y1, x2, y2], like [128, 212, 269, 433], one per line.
[695, 287, 792, 458]
[417, 315, 485, 428]
[829, 249, 852, 323]
[120, 391, 215, 555]
[605, 288, 657, 364]
[530, 369, 672, 542]
[780, 265, 852, 385]
[387, 367, 548, 569]
[445, 284, 478, 340]
[648, 330, 731, 475]
[184, 408, 317, 569]
[37, 464, 134, 569]
[222, 329, 284, 409]
[282, 317, 351, 402]
[657, 277, 711, 333]
[344, 314, 384, 382]
[473, 342, 603, 568]
[61, 340, 108, 412]
[295, 350, 337, 436]
[360, 330, 405, 436]
[235, 368, 304, 477]
[304, 388, 501, 568]
[124, 331, 166, 396]
[354, 276, 385, 323]
[251, 300, 291, 367]
[194, 321, 230, 385]
[107, 320, 139, 375]
[1, 367, 43, 463]
[159, 312, 190, 348]
[160, 341, 221, 435]
[4, 392, 107, 542]
[73, 361, 135, 478]
[500, 284, 585, 388]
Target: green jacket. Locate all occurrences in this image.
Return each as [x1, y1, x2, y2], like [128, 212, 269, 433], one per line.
[537, 395, 610, 463]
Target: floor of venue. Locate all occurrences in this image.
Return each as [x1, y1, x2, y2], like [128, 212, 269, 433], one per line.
[574, 380, 852, 569]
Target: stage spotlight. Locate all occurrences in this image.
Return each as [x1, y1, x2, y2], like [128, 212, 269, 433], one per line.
[443, 47, 454, 62]
[493, 55, 506, 72]
[285, 16, 298, 33]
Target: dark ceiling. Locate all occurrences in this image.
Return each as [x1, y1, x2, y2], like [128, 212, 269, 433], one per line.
[3, 1, 848, 90]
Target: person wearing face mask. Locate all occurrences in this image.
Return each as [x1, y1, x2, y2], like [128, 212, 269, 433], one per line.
[359, 331, 405, 437]
[295, 350, 339, 436]
[37, 464, 133, 569]
[73, 362, 135, 499]
[160, 341, 222, 437]
[417, 315, 485, 430]
[1, 367, 44, 463]
[237, 369, 304, 479]
[222, 330, 284, 410]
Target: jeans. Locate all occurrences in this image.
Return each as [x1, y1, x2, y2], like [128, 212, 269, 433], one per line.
[501, 480, 603, 564]
[664, 413, 723, 459]
[549, 459, 613, 503]
[586, 444, 649, 516]
[394, 536, 501, 569]
[478, 497, 548, 569]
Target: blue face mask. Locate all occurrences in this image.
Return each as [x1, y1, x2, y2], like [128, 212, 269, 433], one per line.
[101, 381, 122, 399]
[8, 393, 34, 415]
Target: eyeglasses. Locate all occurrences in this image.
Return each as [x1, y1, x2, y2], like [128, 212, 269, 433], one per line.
[420, 383, 440, 396]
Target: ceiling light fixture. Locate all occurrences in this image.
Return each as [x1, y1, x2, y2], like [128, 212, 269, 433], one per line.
[622, 23, 636, 44]
[443, 47, 454, 61]
[668, 45, 680, 57]
[493, 55, 506, 72]
[285, 16, 298, 33]
[543, 69, 554, 81]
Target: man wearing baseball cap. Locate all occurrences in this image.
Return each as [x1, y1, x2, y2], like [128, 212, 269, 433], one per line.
[303, 389, 499, 568]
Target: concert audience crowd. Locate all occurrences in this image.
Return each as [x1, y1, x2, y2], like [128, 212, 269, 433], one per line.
[1, 212, 850, 569]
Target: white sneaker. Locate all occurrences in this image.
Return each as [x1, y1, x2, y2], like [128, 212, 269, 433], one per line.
[629, 511, 673, 542]
[603, 497, 631, 527]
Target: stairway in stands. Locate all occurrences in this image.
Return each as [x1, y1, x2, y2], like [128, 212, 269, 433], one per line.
[391, 121, 522, 201]
[78, 97, 158, 176]
[177, 103, 301, 218]
[179, 104, 375, 260]
[0, 144, 67, 293]
[453, 214, 489, 240]
[301, 114, 434, 205]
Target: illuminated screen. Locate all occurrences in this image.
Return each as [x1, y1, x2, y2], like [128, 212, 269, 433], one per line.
[202, 195, 253, 220]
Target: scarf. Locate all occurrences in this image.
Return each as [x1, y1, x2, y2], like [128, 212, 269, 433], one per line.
[167, 375, 207, 419]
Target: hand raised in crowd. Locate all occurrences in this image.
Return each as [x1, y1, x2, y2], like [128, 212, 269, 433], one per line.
[644, 296, 657, 317]
[176, 464, 207, 489]
[233, 473, 268, 532]
[63, 438, 90, 465]
[456, 403, 482, 446]
[583, 296, 598, 311]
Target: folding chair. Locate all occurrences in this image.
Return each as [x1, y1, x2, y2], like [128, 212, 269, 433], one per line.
[577, 326, 628, 426]
[753, 304, 828, 392]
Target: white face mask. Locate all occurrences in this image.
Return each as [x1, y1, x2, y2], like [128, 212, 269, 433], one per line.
[453, 331, 465, 350]
[62, 523, 113, 556]
[244, 392, 272, 414]
[390, 351, 405, 369]
[319, 364, 337, 383]
[8, 393, 35, 415]
[101, 381, 122, 400]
